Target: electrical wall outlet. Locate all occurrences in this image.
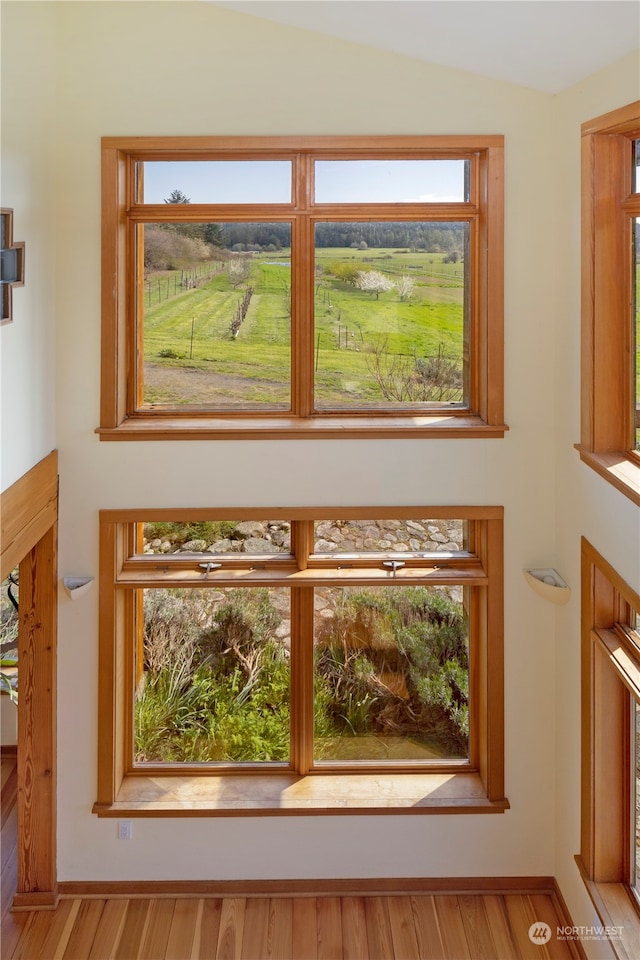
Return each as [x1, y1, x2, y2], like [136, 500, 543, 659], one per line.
[118, 820, 132, 840]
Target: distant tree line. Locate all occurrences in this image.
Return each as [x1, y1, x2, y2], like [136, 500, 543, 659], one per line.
[220, 221, 465, 253]
[144, 190, 467, 269]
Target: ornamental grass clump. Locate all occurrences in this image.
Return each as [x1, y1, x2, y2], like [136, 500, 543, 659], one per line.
[135, 588, 289, 763]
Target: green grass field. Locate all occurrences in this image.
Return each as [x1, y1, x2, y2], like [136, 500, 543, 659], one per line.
[142, 249, 466, 408]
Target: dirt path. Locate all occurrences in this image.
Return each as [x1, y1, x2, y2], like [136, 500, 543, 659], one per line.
[144, 363, 287, 405]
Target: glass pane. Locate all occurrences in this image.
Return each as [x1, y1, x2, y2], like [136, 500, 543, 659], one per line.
[315, 160, 469, 203]
[634, 218, 639, 452]
[314, 585, 469, 763]
[135, 587, 290, 764]
[137, 520, 291, 555]
[139, 223, 291, 409]
[137, 161, 292, 204]
[634, 141, 640, 194]
[0, 248, 19, 282]
[314, 222, 468, 409]
[313, 519, 467, 554]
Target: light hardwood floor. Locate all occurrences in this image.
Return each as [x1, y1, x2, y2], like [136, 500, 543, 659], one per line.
[1, 754, 584, 960]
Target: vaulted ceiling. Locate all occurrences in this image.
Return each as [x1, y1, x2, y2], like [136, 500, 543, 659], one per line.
[212, 1, 640, 93]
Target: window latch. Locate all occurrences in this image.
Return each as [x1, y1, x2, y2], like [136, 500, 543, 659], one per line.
[199, 562, 222, 578]
[382, 560, 405, 578]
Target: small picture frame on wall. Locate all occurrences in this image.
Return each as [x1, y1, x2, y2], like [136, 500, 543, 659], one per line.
[1, 209, 25, 324]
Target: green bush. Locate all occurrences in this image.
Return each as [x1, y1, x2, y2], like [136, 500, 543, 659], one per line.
[143, 520, 238, 547]
[315, 587, 469, 756]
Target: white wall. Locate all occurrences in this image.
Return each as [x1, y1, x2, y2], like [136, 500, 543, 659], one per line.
[0, 2, 57, 490]
[52, 0, 559, 884]
[1, 3, 637, 925]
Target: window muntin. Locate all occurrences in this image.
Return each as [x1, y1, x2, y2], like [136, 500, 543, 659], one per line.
[100, 136, 505, 439]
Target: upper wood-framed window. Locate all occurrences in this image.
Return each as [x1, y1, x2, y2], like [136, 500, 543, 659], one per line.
[578, 102, 640, 506]
[98, 136, 505, 441]
[94, 507, 506, 816]
[578, 539, 640, 959]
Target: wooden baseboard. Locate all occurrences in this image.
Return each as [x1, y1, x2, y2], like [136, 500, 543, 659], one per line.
[57, 875, 558, 900]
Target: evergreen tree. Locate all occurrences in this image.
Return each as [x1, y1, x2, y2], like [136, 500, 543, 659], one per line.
[164, 189, 190, 204]
[204, 223, 226, 248]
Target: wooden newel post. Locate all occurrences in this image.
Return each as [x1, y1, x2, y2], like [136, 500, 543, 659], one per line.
[14, 523, 58, 908]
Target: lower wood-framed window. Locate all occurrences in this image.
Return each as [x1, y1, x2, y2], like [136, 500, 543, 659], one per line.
[94, 507, 507, 817]
[578, 539, 640, 959]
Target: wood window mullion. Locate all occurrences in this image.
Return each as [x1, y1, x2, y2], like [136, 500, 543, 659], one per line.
[97, 519, 120, 805]
[125, 590, 139, 771]
[481, 517, 504, 801]
[291, 587, 315, 774]
[592, 639, 628, 882]
[481, 145, 504, 426]
[292, 519, 313, 571]
[133, 223, 145, 411]
[466, 585, 479, 771]
[291, 211, 314, 418]
[593, 134, 631, 451]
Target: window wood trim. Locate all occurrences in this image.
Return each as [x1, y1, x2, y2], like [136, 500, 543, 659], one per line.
[580, 538, 640, 957]
[99, 135, 506, 440]
[0, 450, 59, 580]
[95, 507, 506, 816]
[578, 101, 640, 506]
